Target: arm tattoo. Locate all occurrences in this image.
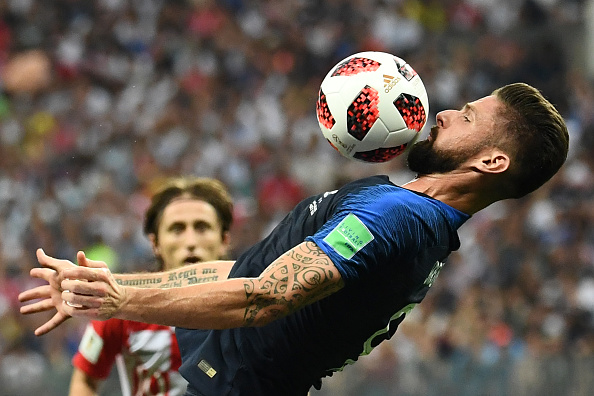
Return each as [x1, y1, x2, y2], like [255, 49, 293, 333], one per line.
[243, 241, 344, 326]
[115, 266, 221, 289]
[116, 277, 162, 287]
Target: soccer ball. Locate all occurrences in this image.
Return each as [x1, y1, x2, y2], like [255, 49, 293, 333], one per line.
[316, 51, 429, 163]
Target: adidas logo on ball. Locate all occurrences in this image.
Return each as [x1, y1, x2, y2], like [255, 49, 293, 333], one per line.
[383, 74, 401, 93]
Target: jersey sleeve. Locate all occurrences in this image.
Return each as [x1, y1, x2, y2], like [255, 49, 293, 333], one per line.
[72, 319, 125, 379]
[306, 185, 422, 285]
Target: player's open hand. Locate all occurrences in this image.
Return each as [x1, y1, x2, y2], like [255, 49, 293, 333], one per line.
[58, 250, 127, 322]
[19, 248, 77, 335]
[19, 249, 121, 336]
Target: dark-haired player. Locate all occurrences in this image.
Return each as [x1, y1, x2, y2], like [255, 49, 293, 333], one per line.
[21, 83, 568, 396]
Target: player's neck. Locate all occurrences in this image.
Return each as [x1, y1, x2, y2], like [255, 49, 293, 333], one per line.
[402, 173, 496, 215]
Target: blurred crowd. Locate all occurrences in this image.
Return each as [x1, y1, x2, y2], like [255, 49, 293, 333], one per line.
[0, 0, 593, 395]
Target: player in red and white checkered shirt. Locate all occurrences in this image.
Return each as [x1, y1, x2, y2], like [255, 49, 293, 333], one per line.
[70, 178, 234, 396]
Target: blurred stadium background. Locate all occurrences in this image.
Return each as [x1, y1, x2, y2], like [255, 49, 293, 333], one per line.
[1, 1, 594, 395]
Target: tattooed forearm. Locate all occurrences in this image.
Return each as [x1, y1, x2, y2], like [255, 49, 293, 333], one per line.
[243, 241, 344, 326]
[116, 277, 162, 287]
[115, 266, 223, 289]
[160, 275, 219, 289]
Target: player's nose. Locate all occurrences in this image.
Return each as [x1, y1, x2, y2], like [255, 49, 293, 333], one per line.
[184, 230, 200, 250]
[435, 109, 453, 128]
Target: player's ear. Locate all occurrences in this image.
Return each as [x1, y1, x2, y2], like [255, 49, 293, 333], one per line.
[148, 233, 161, 257]
[219, 231, 231, 259]
[473, 148, 510, 174]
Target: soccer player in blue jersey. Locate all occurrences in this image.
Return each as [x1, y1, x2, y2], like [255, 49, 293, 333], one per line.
[20, 83, 569, 396]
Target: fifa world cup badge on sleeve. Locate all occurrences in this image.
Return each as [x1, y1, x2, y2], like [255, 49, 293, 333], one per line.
[78, 325, 104, 364]
[324, 213, 374, 259]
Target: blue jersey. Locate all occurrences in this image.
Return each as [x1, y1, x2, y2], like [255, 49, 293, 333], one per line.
[176, 175, 469, 396]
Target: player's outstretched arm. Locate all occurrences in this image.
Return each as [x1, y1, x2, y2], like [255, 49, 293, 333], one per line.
[115, 259, 234, 289]
[55, 241, 344, 329]
[19, 249, 235, 335]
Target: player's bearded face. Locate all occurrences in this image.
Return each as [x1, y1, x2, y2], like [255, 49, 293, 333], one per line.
[407, 126, 484, 175]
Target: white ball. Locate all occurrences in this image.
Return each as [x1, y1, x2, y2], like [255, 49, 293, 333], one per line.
[316, 51, 429, 163]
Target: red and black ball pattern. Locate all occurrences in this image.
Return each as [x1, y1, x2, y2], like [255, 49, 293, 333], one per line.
[316, 88, 335, 129]
[331, 57, 381, 77]
[354, 144, 408, 163]
[347, 85, 380, 141]
[395, 59, 418, 81]
[393, 93, 426, 132]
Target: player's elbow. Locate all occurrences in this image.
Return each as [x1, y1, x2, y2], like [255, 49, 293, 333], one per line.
[242, 296, 294, 327]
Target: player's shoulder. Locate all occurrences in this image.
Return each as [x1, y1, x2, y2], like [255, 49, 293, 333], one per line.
[339, 174, 393, 191]
[338, 175, 427, 208]
[339, 175, 422, 197]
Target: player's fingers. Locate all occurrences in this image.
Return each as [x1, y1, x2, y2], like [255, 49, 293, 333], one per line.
[36, 248, 72, 272]
[34, 311, 71, 336]
[62, 290, 103, 309]
[20, 298, 56, 315]
[18, 285, 53, 303]
[63, 306, 103, 320]
[62, 278, 108, 298]
[77, 251, 108, 269]
[29, 267, 57, 282]
[62, 266, 110, 284]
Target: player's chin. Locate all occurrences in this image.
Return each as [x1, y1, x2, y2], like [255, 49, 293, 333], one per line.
[406, 140, 436, 174]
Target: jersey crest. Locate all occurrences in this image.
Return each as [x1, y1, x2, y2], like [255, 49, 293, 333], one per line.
[424, 260, 445, 288]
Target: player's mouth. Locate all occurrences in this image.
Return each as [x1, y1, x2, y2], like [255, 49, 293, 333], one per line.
[184, 256, 202, 264]
[428, 125, 438, 141]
